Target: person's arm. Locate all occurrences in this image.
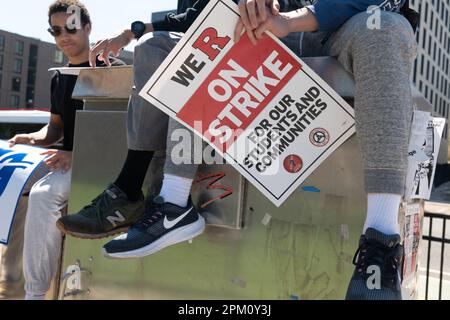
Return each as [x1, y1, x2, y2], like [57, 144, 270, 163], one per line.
[90, 0, 211, 67]
[8, 113, 64, 148]
[236, 0, 405, 43]
[235, 2, 318, 43]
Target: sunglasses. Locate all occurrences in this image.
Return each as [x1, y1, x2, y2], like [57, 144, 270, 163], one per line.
[47, 25, 79, 37]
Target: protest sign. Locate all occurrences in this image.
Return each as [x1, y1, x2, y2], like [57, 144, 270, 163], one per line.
[140, 0, 355, 207]
[405, 111, 446, 200]
[0, 140, 47, 245]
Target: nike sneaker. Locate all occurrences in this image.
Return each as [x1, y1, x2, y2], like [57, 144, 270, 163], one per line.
[102, 196, 205, 259]
[56, 184, 145, 239]
[346, 228, 403, 300]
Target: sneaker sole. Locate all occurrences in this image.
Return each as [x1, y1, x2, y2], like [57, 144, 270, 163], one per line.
[56, 220, 133, 240]
[103, 215, 206, 259]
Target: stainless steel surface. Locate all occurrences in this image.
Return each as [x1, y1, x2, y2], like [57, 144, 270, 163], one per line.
[72, 66, 133, 102]
[59, 58, 432, 300]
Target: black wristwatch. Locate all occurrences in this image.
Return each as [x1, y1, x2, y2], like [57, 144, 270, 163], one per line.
[131, 21, 146, 40]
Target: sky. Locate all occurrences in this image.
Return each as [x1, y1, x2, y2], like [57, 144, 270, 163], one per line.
[0, 0, 177, 51]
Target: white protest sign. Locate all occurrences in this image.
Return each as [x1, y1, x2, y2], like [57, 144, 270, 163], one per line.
[405, 111, 446, 200]
[0, 140, 47, 245]
[140, 0, 355, 207]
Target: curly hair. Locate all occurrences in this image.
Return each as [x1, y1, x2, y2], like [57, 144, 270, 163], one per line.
[48, 0, 91, 27]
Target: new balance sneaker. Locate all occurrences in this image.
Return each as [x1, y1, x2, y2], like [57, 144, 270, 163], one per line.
[102, 196, 205, 259]
[346, 228, 403, 300]
[56, 184, 145, 239]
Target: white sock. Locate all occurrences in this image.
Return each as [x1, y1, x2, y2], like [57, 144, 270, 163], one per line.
[25, 292, 46, 300]
[363, 193, 401, 235]
[159, 174, 193, 207]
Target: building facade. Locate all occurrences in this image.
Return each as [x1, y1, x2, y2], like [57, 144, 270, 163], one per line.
[0, 29, 133, 111]
[410, 0, 450, 163]
[0, 29, 67, 110]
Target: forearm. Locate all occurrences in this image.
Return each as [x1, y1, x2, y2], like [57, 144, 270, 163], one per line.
[285, 7, 319, 33]
[29, 124, 63, 147]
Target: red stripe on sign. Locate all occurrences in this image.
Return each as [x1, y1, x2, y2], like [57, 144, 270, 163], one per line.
[177, 33, 301, 153]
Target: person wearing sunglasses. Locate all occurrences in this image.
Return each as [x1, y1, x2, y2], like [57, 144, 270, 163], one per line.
[1, 0, 123, 300]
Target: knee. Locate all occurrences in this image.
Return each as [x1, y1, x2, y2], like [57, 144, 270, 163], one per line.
[28, 175, 67, 207]
[134, 31, 174, 57]
[28, 183, 50, 209]
[353, 12, 417, 59]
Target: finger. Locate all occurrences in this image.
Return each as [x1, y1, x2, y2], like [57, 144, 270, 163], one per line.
[246, 26, 258, 45]
[63, 162, 71, 173]
[100, 43, 112, 67]
[239, 1, 253, 32]
[234, 20, 245, 42]
[8, 139, 16, 148]
[271, 0, 281, 15]
[51, 160, 62, 172]
[246, 0, 258, 28]
[254, 21, 268, 39]
[256, 0, 267, 22]
[47, 158, 60, 171]
[89, 41, 107, 68]
[40, 150, 57, 156]
[112, 46, 122, 57]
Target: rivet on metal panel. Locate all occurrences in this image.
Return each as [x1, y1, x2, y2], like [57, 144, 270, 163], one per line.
[261, 213, 272, 226]
[89, 256, 94, 262]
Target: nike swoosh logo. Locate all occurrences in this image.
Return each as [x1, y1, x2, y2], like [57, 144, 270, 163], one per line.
[163, 208, 193, 230]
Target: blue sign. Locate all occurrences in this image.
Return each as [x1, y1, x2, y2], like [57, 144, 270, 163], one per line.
[0, 149, 33, 197]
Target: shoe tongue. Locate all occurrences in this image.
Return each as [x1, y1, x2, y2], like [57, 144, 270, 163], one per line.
[153, 196, 166, 205]
[106, 184, 125, 200]
[365, 228, 401, 248]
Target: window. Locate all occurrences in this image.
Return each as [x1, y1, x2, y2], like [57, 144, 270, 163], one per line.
[26, 87, 35, 108]
[54, 50, 64, 64]
[15, 40, 24, 56]
[29, 45, 38, 68]
[0, 35, 4, 52]
[13, 59, 22, 74]
[27, 69, 36, 86]
[0, 54, 3, 70]
[11, 77, 21, 92]
[10, 95, 20, 108]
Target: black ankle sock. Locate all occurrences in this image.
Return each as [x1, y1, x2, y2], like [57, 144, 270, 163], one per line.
[114, 150, 154, 201]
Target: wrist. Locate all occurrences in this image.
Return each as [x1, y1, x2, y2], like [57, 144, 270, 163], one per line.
[282, 12, 297, 34]
[124, 29, 135, 42]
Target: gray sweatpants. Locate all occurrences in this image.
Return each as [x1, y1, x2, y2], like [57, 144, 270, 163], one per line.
[23, 167, 71, 296]
[0, 163, 62, 297]
[127, 32, 182, 151]
[163, 11, 418, 194]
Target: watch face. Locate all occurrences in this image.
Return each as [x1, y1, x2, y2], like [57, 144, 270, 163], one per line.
[132, 22, 145, 37]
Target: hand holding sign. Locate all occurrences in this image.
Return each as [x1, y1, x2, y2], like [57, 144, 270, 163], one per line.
[41, 149, 72, 173]
[235, 0, 279, 44]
